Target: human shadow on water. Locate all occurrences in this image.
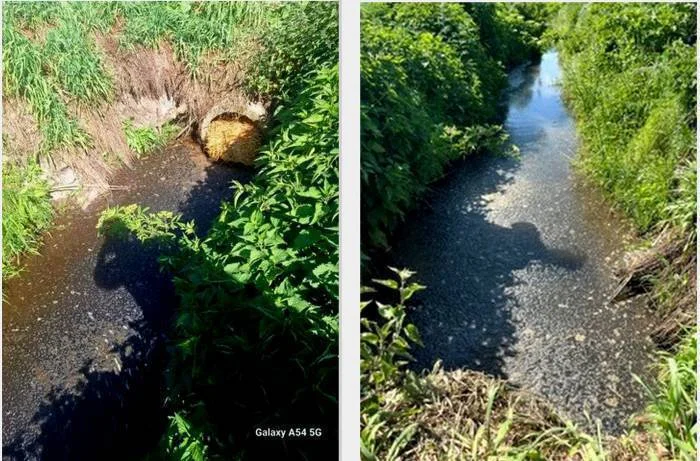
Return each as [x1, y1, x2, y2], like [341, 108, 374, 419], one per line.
[2, 158, 251, 460]
[388, 151, 586, 379]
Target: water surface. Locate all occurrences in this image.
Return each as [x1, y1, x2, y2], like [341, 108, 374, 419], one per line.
[3, 140, 251, 459]
[391, 51, 657, 433]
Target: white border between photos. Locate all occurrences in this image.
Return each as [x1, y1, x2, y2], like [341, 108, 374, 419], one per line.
[340, 0, 361, 459]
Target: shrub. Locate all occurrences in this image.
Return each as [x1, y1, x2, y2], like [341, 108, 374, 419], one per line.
[361, 3, 544, 251]
[246, 1, 339, 100]
[99, 63, 339, 458]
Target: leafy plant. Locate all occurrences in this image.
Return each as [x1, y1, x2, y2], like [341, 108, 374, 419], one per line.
[360, 268, 424, 459]
[360, 3, 546, 252]
[245, 2, 339, 100]
[99, 63, 339, 459]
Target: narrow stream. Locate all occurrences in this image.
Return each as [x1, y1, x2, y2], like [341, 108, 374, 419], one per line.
[2, 140, 251, 459]
[391, 51, 657, 433]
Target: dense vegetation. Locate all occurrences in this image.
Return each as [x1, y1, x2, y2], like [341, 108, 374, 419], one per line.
[360, 3, 553, 251]
[98, 3, 339, 459]
[1, 160, 53, 278]
[553, 3, 696, 235]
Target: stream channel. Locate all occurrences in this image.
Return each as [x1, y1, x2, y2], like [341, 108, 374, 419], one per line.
[390, 51, 658, 434]
[2, 140, 251, 460]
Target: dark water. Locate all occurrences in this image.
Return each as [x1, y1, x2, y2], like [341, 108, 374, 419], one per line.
[2, 140, 251, 460]
[391, 52, 657, 433]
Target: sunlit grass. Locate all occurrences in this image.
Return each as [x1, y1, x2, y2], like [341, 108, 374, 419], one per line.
[637, 331, 697, 460]
[123, 120, 180, 158]
[2, 162, 53, 278]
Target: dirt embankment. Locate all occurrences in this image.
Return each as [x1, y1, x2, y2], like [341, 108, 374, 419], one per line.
[2, 23, 267, 207]
[613, 226, 697, 348]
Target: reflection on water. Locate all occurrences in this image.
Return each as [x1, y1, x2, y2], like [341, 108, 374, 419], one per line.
[391, 51, 656, 434]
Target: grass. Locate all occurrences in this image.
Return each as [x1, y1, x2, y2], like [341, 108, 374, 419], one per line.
[2, 161, 53, 278]
[3, 16, 91, 155]
[2, 1, 290, 273]
[118, 1, 270, 76]
[554, 3, 696, 234]
[637, 331, 697, 460]
[123, 120, 179, 158]
[362, 272, 698, 460]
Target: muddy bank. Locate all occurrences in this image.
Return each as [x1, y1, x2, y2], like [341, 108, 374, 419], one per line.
[389, 52, 658, 433]
[2, 140, 251, 460]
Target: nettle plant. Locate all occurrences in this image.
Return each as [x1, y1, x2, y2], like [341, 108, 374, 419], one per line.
[98, 65, 339, 457]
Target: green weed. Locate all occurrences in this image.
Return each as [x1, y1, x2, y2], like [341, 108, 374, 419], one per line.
[118, 1, 270, 76]
[98, 58, 339, 459]
[637, 331, 697, 460]
[246, 2, 339, 99]
[2, 162, 53, 278]
[554, 3, 697, 233]
[123, 121, 179, 158]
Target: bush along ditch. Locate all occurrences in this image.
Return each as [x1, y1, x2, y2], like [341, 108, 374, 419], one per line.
[360, 3, 553, 253]
[98, 62, 339, 460]
[2, 1, 337, 279]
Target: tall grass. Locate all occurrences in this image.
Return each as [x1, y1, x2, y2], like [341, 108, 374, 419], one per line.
[118, 1, 271, 76]
[555, 11, 697, 457]
[44, 13, 114, 104]
[2, 162, 53, 278]
[554, 3, 697, 233]
[3, 15, 90, 154]
[638, 331, 697, 459]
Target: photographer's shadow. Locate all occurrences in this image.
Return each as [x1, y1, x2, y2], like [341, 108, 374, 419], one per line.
[3, 160, 251, 460]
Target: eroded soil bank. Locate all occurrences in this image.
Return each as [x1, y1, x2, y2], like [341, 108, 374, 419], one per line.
[390, 51, 658, 433]
[2, 141, 251, 459]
